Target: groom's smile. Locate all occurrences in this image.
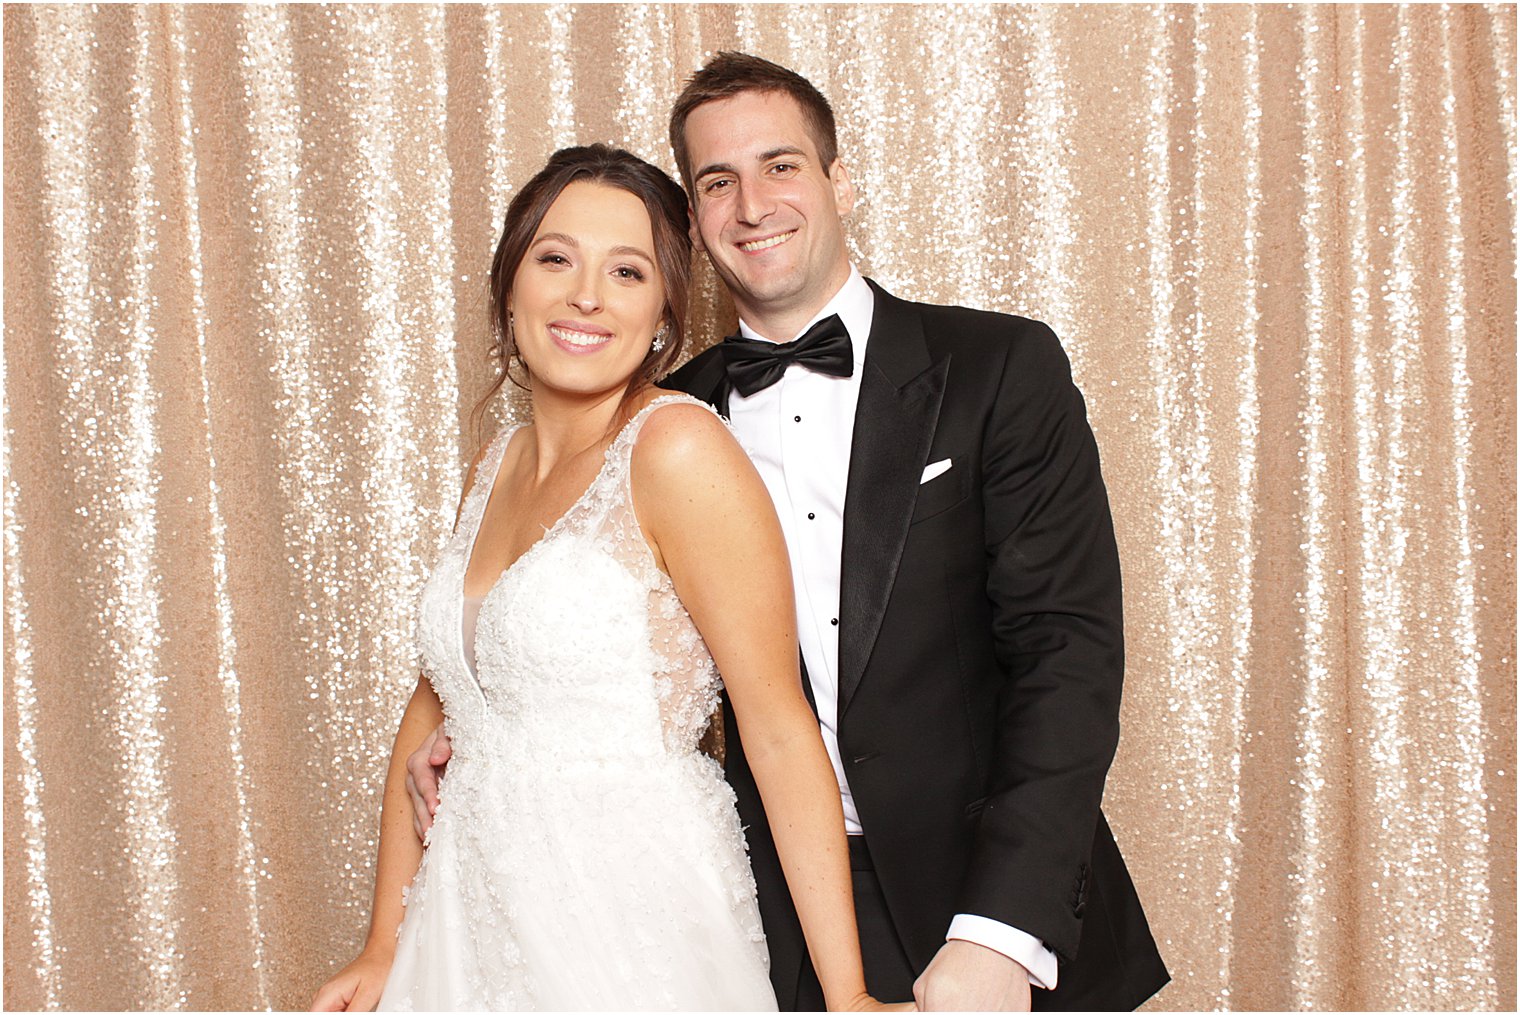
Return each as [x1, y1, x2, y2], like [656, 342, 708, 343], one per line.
[738, 229, 797, 253]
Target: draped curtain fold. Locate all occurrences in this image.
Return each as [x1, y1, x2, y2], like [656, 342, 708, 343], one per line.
[3, 4, 1514, 1010]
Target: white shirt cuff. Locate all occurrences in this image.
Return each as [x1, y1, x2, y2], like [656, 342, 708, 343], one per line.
[946, 913, 1059, 991]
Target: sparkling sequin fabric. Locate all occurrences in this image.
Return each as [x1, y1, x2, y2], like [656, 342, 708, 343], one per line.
[3, 5, 1514, 1011]
[378, 395, 773, 1011]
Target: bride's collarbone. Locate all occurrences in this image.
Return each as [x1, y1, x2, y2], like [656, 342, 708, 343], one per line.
[466, 434, 611, 581]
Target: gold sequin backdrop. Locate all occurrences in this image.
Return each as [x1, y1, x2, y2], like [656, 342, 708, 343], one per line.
[2, 2, 1514, 1010]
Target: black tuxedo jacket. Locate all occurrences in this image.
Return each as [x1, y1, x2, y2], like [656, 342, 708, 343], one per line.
[661, 280, 1169, 1011]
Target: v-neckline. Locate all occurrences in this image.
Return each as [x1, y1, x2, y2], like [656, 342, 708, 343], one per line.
[459, 394, 686, 603]
[460, 429, 611, 604]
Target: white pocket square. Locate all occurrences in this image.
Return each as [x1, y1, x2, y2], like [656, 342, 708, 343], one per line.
[920, 459, 952, 484]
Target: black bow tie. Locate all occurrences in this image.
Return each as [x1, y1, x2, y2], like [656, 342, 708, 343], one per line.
[719, 314, 854, 397]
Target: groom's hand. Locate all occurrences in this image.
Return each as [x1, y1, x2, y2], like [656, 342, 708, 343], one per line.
[405, 722, 451, 840]
[913, 939, 1033, 1012]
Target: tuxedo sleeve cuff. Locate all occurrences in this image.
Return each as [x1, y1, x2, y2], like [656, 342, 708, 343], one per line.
[946, 914, 1059, 991]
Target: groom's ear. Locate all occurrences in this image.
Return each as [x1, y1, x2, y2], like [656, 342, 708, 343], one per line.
[829, 160, 856, 217]
[687, 205, 706, 253]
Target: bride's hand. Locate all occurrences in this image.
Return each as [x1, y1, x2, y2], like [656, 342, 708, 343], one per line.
[310, 947, 393, 1012]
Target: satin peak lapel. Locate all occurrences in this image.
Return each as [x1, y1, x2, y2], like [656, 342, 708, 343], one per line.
[838, 284, 948, 715]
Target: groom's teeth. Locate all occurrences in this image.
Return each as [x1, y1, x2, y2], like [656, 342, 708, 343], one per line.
[740, 231, 795, 252]
[549, 326, 611, 347]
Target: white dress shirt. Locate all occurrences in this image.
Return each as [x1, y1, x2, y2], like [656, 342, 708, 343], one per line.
[726, 267, 1058, 990]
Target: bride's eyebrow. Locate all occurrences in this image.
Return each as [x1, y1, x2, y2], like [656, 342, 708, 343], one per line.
[608, 245, 655, 263]
[531, 233, 651, 261]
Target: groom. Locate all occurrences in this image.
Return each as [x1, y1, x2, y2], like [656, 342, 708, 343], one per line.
[414, 53, 1168, 1011]
[660, 53, 1167, 1012]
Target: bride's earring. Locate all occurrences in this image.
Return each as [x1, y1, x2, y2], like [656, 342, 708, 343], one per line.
[651, 323, 669, 353]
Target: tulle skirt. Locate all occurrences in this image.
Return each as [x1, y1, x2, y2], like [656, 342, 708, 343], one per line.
[376, 750, 777, 1012]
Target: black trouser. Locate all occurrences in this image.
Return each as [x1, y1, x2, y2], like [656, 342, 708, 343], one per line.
[794, 836, 918, 1010]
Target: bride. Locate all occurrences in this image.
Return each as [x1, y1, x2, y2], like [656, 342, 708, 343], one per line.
[310, 144, 892, 1011]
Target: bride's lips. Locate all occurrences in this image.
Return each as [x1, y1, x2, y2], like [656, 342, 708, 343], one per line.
[547, 320, 614, 355]
[736, 229, 796, 254]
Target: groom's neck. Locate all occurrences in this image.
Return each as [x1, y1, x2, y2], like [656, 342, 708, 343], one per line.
[733, 270, 853, 344]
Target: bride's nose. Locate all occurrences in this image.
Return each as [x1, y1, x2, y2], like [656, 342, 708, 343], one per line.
[568, 275, 602, 314]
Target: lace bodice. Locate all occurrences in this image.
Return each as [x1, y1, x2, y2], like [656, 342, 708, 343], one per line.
[414, 394, 722, 760]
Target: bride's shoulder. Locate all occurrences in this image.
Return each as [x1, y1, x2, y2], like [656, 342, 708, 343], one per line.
[625, 393, 773, 555]
[464, 423, 523, 485]
[631, 394, 731, 452]
[628, 395, 745, 486]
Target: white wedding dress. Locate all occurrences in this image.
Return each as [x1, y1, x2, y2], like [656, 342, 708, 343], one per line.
[378, 395, 778, 1011]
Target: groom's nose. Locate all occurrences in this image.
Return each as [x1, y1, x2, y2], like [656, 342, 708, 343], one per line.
[735, 180, 775, 226]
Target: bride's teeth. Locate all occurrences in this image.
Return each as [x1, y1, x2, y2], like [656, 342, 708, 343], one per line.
[550, 326, 610, 347]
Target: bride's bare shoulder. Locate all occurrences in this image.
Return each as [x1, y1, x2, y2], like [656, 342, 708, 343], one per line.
[631, 398, 741, 475]
[628, 398, 775, 560]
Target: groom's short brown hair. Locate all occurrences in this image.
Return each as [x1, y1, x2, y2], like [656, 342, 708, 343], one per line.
[669, 52, 839, 193]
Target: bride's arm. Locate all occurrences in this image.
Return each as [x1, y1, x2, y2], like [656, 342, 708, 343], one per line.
[311, 675, 444, 1011]
[632, 403, 878, 1012]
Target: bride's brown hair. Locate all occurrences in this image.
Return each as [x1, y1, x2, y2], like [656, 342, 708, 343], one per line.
[472, 144, 692, 435]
